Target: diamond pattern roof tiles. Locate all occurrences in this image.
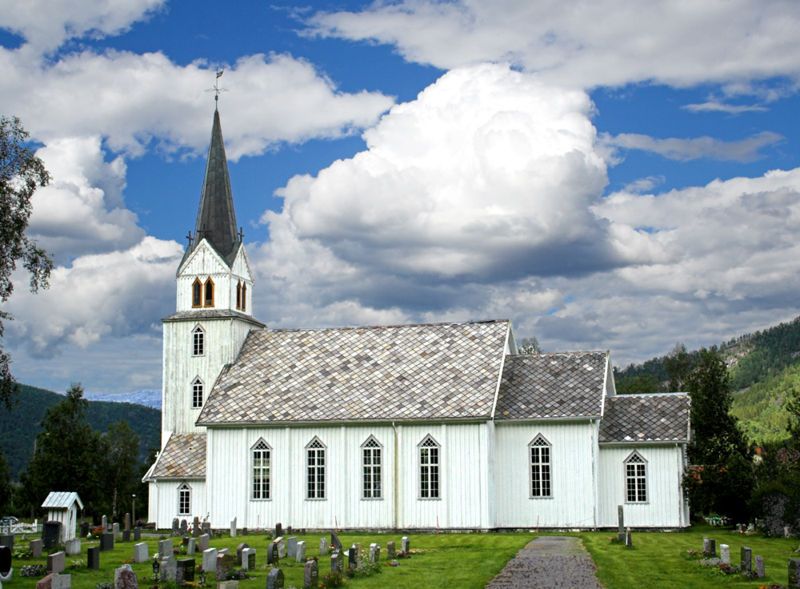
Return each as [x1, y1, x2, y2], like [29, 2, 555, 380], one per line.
[150, 433, 206, 478]
[197, 320, 510, 424]
[495, 352, 608, 419]
[599, 393, 691, 443]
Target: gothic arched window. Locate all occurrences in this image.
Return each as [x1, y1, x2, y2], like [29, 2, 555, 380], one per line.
[306, 437, 326, 499]
[191, 377, 203, 409]
[204, 278, 214, 307]
[251, 439, 271, 500]
[529, 434, 552, 498]
[192, 325, 205, 357]
[419, 435, 440, 499]
[236, 282, 242, 310]
[192, 278, 202, 308]
[178, 483, 191, 516]
[362, 436, 382, 499]
[625, 451, 648, 503]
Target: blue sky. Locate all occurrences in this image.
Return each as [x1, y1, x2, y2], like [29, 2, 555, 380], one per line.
[2, 0, 800, 396]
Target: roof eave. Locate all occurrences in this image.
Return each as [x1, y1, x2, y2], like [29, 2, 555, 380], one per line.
[198, 415, 493, 427]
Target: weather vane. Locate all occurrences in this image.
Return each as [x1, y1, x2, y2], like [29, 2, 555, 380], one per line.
[207, 69, 227, 108]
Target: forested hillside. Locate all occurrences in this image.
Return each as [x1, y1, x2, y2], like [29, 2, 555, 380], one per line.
[0, 384, 160, 479]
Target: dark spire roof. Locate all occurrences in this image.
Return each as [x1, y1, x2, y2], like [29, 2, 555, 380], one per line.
[186, 109, 240, 266]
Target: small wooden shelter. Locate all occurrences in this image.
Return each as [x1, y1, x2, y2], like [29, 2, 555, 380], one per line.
[41, 491, 83, 542]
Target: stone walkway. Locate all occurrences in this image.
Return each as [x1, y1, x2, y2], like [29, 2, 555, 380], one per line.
[485, 536, 603, 588]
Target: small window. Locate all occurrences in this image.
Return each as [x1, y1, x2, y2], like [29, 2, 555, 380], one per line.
[362, 436, 382, 499]
[236, 282, 242, 310]
[192, 326, 205, 356]
[241, 283, 247, 311]
[625, 452, 647, 503]
[252, 439, 271, 500]
[529, 434, 552, 498]
[419, 435, 440, 499]
[204, 278, 214, 307]
[192, 278, 202, 308]
[306, 437, 326, 499]
[191, 377, 203, 409]
[178, 483, 191, 516]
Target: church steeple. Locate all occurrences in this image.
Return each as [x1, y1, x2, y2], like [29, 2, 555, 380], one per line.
[190, 109, 240, 264]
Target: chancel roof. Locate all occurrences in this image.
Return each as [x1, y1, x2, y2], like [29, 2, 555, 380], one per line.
[495, 352, 608, 420]
[599, 393, 691, 443]
[197, 320, 510, 425]
[149, 433, 206, 479]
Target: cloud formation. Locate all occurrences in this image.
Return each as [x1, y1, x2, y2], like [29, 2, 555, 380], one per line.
[603, 131, 782, 163]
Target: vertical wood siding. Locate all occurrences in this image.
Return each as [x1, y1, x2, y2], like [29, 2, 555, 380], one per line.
[175, 243, 253, 313]
[149, 480, 207, 528]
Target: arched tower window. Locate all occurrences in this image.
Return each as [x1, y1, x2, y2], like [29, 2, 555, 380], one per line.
[529, 434, 552, 498]
[251, 439, 271, 500]
[624, 451, 648, 503]
[306, 437, 326, 499]
[204, 278, 214, 307]
[178, 483, 191, 516]
[236, 282, 242, 310]
[418, 435, 440, 499]
[192, 278, 203, 308]
[192, 325, 205, 357]
[241, 283, 247, 311]
[191, 377, 204, 408]
[362, 436, 382, 499]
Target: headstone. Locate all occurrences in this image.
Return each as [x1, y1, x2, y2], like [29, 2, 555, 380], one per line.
[112, 523, 120, 539]
[720, 544, 730, 565]
[101, 515, 108, 530]
[266, 568, 284, 589]
[218, 582, 238, 589]
[36, 573, 55, 589]
[217, 553, 235, 578]
[370, 543, 381, 562]
[0, 545, 10, 579]
[286, 526, 292, 536]
[331, 551, 343, 574]
[330, 532, 343, 552]
[101, 532, 114, 551]
[786, 526, 793, 539]
[319, 537, 329, 557]
[755, 555, 765, 578]
[703, 538, 716, 557]
[296, 541, 306, 563]
[199, 533, 210, 552]
[31, 539, 44, 558]
[87, 546, 100, 570]
[47, 551, 65, 574]
[287, 537, 298, 559]
[124, 513, 131, 532]
[37, 573, 71, 589]
[122, 530, 130, 542]
[789, 558, 800, 588]
[158, 538, 173, 557]
[401, 536, 410, 554]
[241, 548, 256, 571]
[64, 538, 80, 556]
[387, 541, 396, 560]
[176, 558, 195, 583]
[303, 559, 318, 589]
[114, 564, 138, 589]
[617, 505, 625, 541]
[187, 538, 196, 555]
[0, 536, 11, 552]
[277, 538, 286, 559]
[193, 517, 201, 537]
[348, 545, 357, 570]
[624, 528, 633, 548]
[236, 543, 249, 562]
[202, 548, 217, 577]
[133, 527, 141, 542]
[741, 546, 752, 573]
[180, 519, 188, 535]
[275, 523, 283, 539]
[230, 518, 237, 538]
[159, 554, 177, 583]
[43, 522, 61, 549]
[172, 518, 180, 535]
[268, 541, 279, 565]
[202, 522, 211, 535]
[133, 543, 148, 563]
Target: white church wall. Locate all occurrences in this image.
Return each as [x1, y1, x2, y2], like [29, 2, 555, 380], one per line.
[175, 242, 252, 313]
[493, 421, 597, 528]
[149, 479, 207, 528]
[597, 445, 689, 528]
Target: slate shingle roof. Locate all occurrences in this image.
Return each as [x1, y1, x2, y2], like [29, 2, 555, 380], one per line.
[495, 352, 608, 419]
[599, 393, 691, 443]
[197, 320, 510, 424]
[150, 433, 206, 478]
[163, 309, 265, 326]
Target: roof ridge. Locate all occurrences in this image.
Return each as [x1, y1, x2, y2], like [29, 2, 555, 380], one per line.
[611, 392, 690, 398]
[265, 318, 510, 334]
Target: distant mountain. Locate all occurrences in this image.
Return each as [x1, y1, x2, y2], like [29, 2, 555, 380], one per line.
[614, 315, 800, 444]
[85, 389, 162, 409]
[0, 384, 161, 479]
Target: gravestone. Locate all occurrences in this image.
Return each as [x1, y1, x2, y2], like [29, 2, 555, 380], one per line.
[87, 547, 100, 570]
[348, 546, 357, 570]
[100, 531, 114, 551]
[114, 564, 138, 589]
[786, 526, 793, 538]
[171, 518, 180, 535]
[277, 538, 286, 559]
[217, 552, 236, 578]
[230, 518, 237, 538]
[65, 539, 80, 556]
[180, 519, 188, 535]
[236, 543, 249, 562]
[47, 551, 65, 574]
[789, 558, 800, 588]
[296, 541, 306, 563]
[286, 526, 292, 536]
[331, 551, 343, 574]
[201, 522, 211, 535]
[193, 517, 201, 537]
[755, 555, 765, 578]
[319, 537, 329, 556]
[198, 533, 210, 552]
[37, 573, 72, 589]
[703, 538, 716, 557]
[369, 543, 380, 563]
[266, 568, 284, 589]
[720, 543, 730, 565]
[303, 559, 318, 589]
[31, 539, 44, 558]
[187, 538, 196, 555]
[36, 573, 55, 589]
[176, 558, 195, 583]
[124, 513, 131, 532]
[133, 543, 148, 563]
[43, 522, 61, 549]
[387, 541, 396, 560]
[330, 532, 343, 552]
[0, 535, 12, 551]
[217, 582, 238, 589]
[101, 515, 108, 530]
[287, 537, 298, 559]
[401, 536, 410, 554]
[741, 546, 752, 573]
[241, 548, 256, 571]
[159, 554, 177, 583]
[275, 523, 283, 539]
[133, 527, 141, 542]
[0, 545, 11, 580]
[201, 548, 217, 576]
[158, 538, 173, 557]
[268, 541, 279, 565]
[122, 530, 130, 542]
[112, 523, 120, 539]
[617, 505, 625, 542]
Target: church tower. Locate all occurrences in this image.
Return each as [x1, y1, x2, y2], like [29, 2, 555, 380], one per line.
[161, 108, 264, 443]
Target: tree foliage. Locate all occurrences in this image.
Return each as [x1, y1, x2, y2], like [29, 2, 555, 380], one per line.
[0, 116, 52, 408]
[517, 336, 541, 354]
[0, 449, 11, 514]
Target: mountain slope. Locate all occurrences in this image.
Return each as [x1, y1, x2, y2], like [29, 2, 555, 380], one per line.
[0, 384, 161, 479]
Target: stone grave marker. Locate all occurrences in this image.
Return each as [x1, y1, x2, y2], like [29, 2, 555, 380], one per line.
[176, 558, 195, 583]
[624, 528, 633, 548]
[187, 537, 196, 555]
[202, 521, 211, 534]
[114, 564, 138, 589]
[703, 538, 716, 557]
[296, 541, 306, 563]
[369, 543, 380, 563]
[122, 530, 130, 542]
[330, 532, 343, 551]
[87, 547, 100, 570]
[133, 543, 148, 563]
[786, 526, 793, 538]
[275, 523, 283, 539]
[31, 539, 44, 558]
[331, 551, 343, 574]
[789, 558, 800, 587]
[236, 542, 249, 562]
[266, 568, 284, 589]
[47, 551, 65, 574]
[133, 527, 141, 542]
[217, 552, 236, 578]
[65, 539, 80, 556]
[268, 540, 279, 565]
[348, 545, 357, 570]
[112, 523, 120, 539]
[741, 546, 752, 573]
[202, 548, 217, 577]
[0, 545, 11, 580]
[36, 573, 54, 589]
[401, 536, 410, 554]
[100, 532, 114, 551]
[287, 537, 298, 559]
[198, 533, 210, 552]
[720, 543, 730, 564]
[303, 559, 318, 589]
[617, 505, 625, 542]
[387, 541, 396, 560]
[277, 538, 286, 559]
[192, 517, 201, 537]
[230, 518, 237, 538]
[43, 522, 61, 549]
[159, 554, 177, 583]
[241, 548, 256, 571]
[755, 555, 765, 578]
[101, 515, 108, 530]
[319, 537, 329, 556]
[287, 526, 293, 536]
[124, 513, 131, 532]
[158, 538, 173, 557]
[171, 518, 180, 535]
[0, 535, 13, 551]
[37, 573, 72, 589]
[180, 519, 188, 535]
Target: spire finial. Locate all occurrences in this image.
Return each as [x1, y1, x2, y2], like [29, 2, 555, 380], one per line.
[207, 69, 227, 110]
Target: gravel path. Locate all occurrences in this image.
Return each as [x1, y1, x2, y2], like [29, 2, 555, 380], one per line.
[485, 536, 603, 589]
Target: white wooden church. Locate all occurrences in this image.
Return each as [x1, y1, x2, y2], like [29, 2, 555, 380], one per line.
[144, 109, 692, 530]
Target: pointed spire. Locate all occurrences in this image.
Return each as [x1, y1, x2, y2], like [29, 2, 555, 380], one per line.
[191, 109, 239, 263]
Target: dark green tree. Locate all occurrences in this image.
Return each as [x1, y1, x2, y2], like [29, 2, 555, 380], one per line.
[615, 373, 661, 394]
[102, 420, 141, 519]
[0, 116, 52, 408]
[518, 336, 541, 354]
[787, 381, 800, 446]
[664, 343, 693, 392]
[0, 448, 11, 514]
